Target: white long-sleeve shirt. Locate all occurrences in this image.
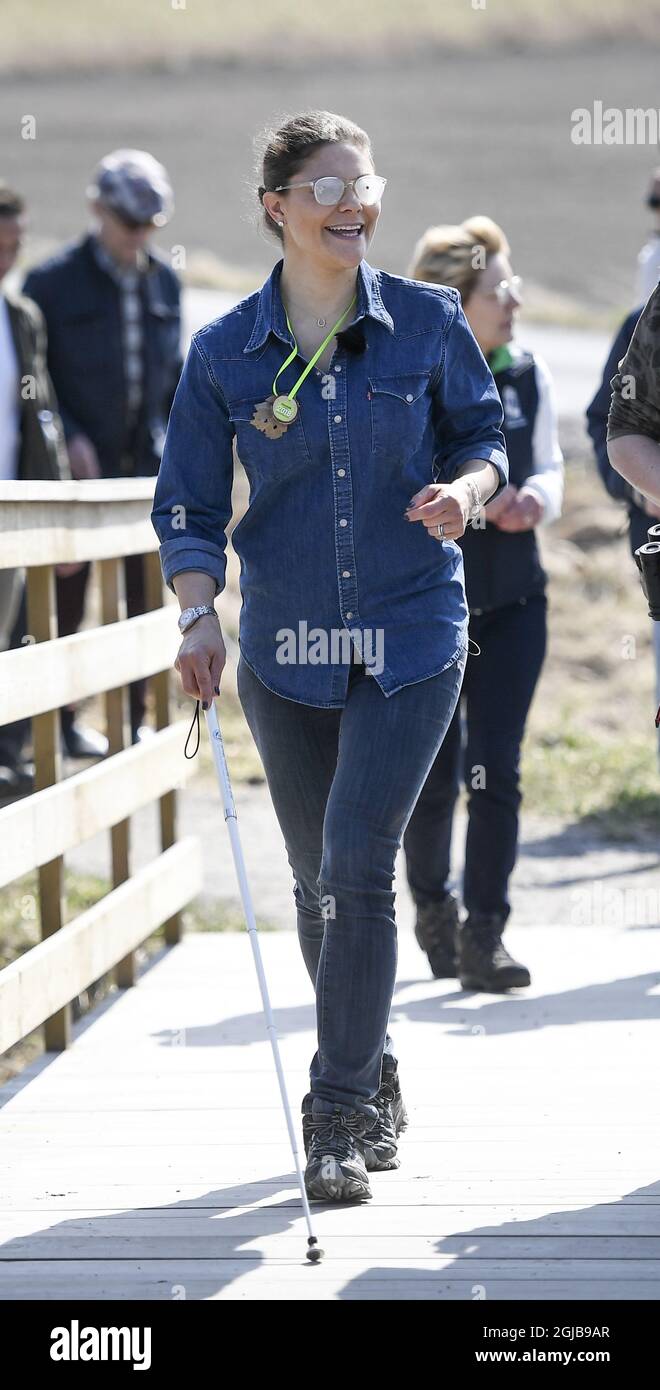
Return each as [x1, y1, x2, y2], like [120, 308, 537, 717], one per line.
[519, 349, 565, 525]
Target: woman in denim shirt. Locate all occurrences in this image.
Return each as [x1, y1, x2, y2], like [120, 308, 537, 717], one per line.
[404, 217, 564, 993]
[151, 111, 508, 1204]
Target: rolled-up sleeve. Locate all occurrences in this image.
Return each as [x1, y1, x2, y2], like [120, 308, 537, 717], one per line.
[150, 334, 234, 596]
[430, 292, 509, 498]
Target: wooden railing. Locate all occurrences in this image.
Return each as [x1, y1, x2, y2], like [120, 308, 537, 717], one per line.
[0, 479, 202, 1056]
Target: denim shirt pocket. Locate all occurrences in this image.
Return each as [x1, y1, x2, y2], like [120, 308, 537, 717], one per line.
[368, 370, 433, 458]
[226, 393, 314, 485]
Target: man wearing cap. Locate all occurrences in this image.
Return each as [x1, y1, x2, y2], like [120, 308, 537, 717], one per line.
[23, 150, 182, 750]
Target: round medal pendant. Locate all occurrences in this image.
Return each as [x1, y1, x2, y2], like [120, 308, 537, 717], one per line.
[272, 394, 298, 423]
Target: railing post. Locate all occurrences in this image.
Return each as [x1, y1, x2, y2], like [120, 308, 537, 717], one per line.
[26, 563, 70, 1051]
[99, 556, 135, 988]
[144, 551, 182, 946]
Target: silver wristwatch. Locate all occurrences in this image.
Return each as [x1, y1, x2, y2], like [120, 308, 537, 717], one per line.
[177, 604, 219, 634]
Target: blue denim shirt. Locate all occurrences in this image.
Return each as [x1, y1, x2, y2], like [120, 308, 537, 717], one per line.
[151, 257, 508, 707]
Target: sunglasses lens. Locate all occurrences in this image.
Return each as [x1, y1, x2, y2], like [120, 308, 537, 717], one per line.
[355, 175, 385, 205]
[314, 177, 345, 205]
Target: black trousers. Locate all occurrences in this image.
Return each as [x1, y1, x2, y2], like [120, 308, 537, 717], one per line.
[403, 593, 547, 922]
[0, 556, 148, 765]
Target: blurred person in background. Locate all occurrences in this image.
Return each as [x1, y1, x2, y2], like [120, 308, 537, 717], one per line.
[636, 168, 660, 304]
[586, 290, 660, 765]
[608, 284, 660, 503]
[23, 149, 182, 752]
[0, 183, 70, 797]
[402, 217, 564, 992]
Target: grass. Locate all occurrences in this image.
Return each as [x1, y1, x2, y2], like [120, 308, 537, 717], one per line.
[2, 0, 660, 72]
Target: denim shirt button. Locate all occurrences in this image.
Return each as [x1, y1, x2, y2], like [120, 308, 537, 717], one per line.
[346, 612, 354, 620]
[334, 365, 342, 372]
[342, 570, 351, 577]
[334, 414, 342, 423]
[337, 468, 346, 476]
[339, 519, 348, 527]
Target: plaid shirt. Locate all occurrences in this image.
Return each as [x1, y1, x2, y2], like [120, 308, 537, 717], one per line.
[91, 236, 145, 430]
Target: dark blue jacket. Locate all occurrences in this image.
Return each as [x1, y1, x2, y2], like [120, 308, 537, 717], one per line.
[586, 306, 649, 556]
[23, 235, 182, 478]
[459, 347, 561, 612]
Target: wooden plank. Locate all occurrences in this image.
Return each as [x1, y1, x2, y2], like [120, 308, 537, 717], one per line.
[0, 839, 202, 1053]
[2, 1235, 659, 1261]
[1, 1181, 657, 1210]
[25, 564, 69, 1051]
[100, 555, 133, 988]
[0, 721, 198, 888]
[0, 1263, 658, 1302]
[0, 479, 157, 568]
[144, 549, 181, 948]
[0, 607, 181, 724]
[1, 1206, 658, 1238]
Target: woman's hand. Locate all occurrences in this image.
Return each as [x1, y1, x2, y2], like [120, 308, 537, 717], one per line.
[405, 482, 472, 540]
[483, 483, 519, 525]
[493, 485, 544, 532]
[67, 433, 102, 480]
[174, 615, 227, 706]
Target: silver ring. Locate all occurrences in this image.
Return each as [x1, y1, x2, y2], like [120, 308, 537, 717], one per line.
[436, 523, 445, 539]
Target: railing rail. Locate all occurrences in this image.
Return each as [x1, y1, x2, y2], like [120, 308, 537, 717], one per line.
[0, 479, 201, 1053]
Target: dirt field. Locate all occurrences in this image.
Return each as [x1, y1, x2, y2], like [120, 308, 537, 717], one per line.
[1, 43, 659, 316]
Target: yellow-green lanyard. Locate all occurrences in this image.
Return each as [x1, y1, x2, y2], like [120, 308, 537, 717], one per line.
[271, 294, 357, 423]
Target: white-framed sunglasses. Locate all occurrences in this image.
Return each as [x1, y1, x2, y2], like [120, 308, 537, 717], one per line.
[482, 275, 523, 305]
[273, 174, 387, 206]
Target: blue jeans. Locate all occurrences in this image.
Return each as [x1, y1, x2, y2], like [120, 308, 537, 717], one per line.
[237, 643, 467, 1123]
[404, 594, 547, 921]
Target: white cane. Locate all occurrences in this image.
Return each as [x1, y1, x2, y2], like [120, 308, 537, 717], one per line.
[203, 697, 324, 1264]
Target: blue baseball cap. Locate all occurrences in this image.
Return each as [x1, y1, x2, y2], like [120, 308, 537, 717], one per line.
[88, 149, 174, 227]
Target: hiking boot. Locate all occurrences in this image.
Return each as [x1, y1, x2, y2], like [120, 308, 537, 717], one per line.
[414, 892, 460, 978]
[458, 913, 531, 991]
[361, 1054, 409, 1171]
[302, 1098, 373, 1202]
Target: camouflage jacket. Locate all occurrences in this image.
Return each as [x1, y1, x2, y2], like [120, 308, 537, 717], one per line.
[608, 282, 660, 442]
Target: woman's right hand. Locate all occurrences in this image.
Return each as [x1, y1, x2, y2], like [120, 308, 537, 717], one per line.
[174, 615, 227, 706]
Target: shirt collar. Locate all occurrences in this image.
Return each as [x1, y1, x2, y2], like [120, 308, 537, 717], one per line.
[91, 234, 148, 284]
[243, 256, 394, 354]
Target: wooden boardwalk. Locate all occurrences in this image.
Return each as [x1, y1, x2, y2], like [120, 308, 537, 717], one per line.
[1, 924, 659, 1301]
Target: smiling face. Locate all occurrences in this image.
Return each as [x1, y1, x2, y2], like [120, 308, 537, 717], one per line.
[463, 250, 522, 356]
[262, 141, 381, 270]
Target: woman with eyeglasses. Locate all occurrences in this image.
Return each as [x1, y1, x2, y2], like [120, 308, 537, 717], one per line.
[403, 216, 564, 992]
[151, 114, 508, 1203]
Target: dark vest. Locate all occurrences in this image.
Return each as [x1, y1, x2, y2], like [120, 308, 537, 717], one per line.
[459, 348, 547, 613]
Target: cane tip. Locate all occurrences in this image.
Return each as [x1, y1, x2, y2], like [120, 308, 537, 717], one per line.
[306, 1239, 324, 1263]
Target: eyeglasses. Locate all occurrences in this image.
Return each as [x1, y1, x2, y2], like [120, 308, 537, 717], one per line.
[479, 275, 523, 305]
[274, 174, 387, 206]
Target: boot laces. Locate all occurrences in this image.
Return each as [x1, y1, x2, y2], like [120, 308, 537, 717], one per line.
[309, 1112, 366, 1160]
